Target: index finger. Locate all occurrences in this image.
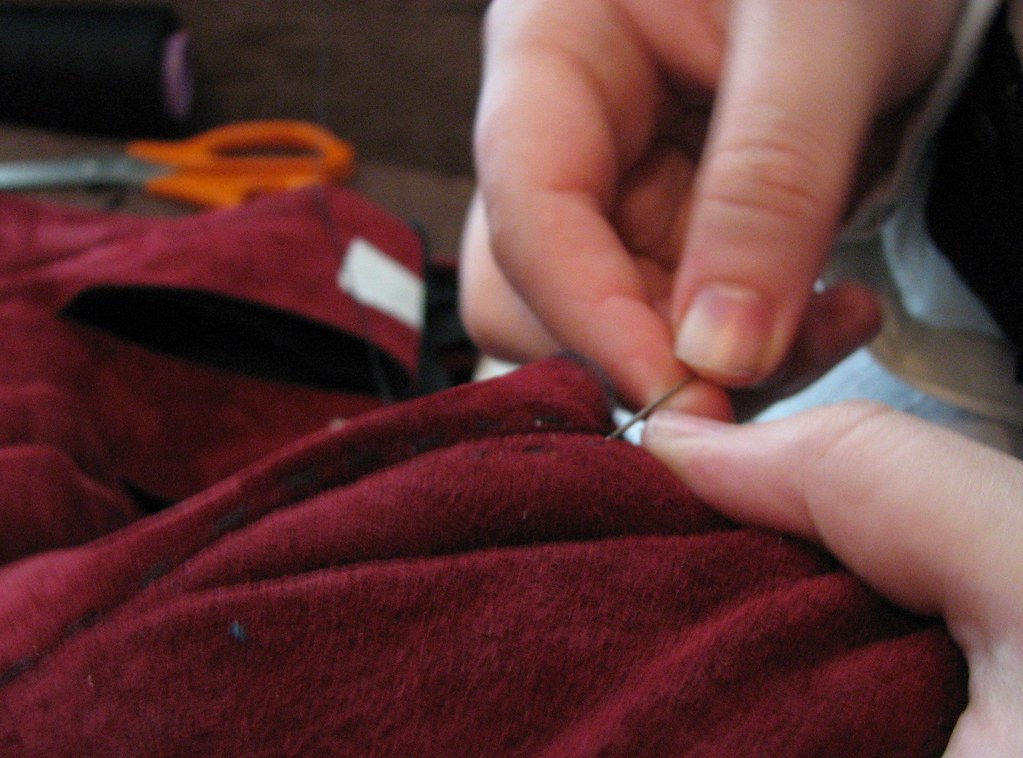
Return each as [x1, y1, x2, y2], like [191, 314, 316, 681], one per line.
[473, 0, 685, 407]
[671, 0, 955, 385]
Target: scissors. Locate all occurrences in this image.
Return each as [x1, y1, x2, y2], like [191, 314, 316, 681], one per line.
[0, 119, 356, 208]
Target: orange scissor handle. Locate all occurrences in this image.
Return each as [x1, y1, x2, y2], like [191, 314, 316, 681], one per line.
[126, 119, 356, 208]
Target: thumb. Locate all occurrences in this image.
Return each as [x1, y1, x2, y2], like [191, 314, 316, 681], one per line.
[671, 0, 893, 385]
[642, 403, 1023, 755]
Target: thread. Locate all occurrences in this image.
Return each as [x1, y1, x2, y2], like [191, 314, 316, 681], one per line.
[0, 4, 195, 137]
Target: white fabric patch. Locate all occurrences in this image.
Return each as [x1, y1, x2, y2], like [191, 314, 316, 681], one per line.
[337, 237, 424, 330]
[610, 406, 644, 445]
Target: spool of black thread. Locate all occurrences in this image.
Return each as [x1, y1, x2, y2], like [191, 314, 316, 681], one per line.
[0, 4, 195, 137]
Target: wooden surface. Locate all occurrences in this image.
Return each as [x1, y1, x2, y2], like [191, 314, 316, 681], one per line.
[1, 0, 486, 175]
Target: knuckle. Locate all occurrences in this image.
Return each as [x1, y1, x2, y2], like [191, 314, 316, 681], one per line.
[798, 399, 897, 504]
[819, 400, 897, 445]
[480, 202, 518, 269]
[458, 266, 511, 355]
[459, 294, 499, 352]
[459, 283, 543, 364]
[702, 135, 835, 229]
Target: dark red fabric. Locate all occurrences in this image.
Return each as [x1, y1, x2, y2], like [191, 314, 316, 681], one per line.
[0, 189, 423, 562]
[0, 357, 967, 756]
[0, 188, 423, 371]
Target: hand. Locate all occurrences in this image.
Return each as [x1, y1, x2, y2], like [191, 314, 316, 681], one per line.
[642, 403, 1023, 755]
[462, 0, 959, 413]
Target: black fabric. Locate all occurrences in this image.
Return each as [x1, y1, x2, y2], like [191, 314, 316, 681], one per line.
[926, 3, 1023, 378]
[419, 258, 478, 393]
[61, 285, 414, 397]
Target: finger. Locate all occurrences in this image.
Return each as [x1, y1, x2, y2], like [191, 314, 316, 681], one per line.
[459, 192, 561, 361]
[671, 0, 898, 386]
[474, 0, 685, 407]
[778, 282, 882, 386]
[461, 189, 736, 419]
[462, 182, 879, 420]
[611, 146, 695, 270]
[729, 281, 882, 419]
[461, 196, 736, 423]
[642, 402, 1023, 657]
[642, 402, 1023, 620]
[642, 402, 1023, 753]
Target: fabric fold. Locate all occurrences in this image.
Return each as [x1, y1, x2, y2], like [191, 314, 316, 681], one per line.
[0, 187, 425, 522]
[0, 357, 966, 757]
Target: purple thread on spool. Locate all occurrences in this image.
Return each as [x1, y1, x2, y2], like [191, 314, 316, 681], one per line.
[0, 5, 194, 136]
[161, 29, 194, 123]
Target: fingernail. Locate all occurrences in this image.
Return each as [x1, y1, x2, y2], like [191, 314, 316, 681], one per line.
[674, 283, 775, 381]
[643, 410, 731, 443]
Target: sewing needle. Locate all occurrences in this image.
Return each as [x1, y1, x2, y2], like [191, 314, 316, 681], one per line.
[606, 376, 694, 441]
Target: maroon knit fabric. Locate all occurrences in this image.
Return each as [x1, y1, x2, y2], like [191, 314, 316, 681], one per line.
[0, 189, 423, 561]
[0, 187, 422, 371]
[0, 356, 966, 756]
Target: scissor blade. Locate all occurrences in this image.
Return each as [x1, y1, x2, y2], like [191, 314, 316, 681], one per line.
[0, 154, 169, 191]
